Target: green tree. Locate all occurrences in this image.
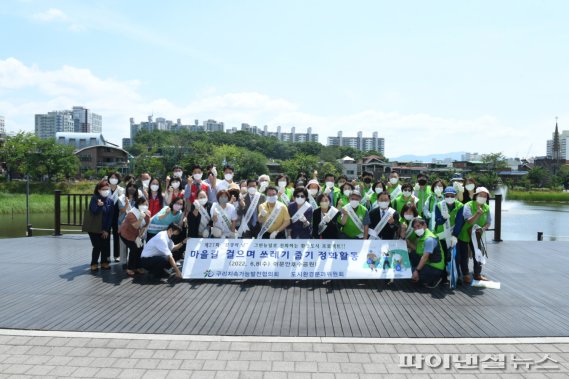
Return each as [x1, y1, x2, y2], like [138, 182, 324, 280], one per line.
[280, 154, 320, 180]
[527, 167, 551, 188]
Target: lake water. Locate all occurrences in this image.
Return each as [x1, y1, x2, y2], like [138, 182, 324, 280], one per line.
[1, 200, 568, 241]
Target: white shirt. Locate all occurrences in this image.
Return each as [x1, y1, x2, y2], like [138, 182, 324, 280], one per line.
[141, 230, 174, 258]
[210, 202, 238, 231]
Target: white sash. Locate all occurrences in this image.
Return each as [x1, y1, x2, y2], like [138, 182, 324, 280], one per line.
[291, 202, 311, 223]
[214, 203, 233, 233]
[390, 185, 402, 199]
[307, 193, 318, 209]
[369, 207, 395, 240]
[130, 208, 147, 228]
[257, 202, 283, 238]
[279, 188, 290, 205]
[237, 193, 261, 237]
[426, 194, 442, 231]
[405, 218, 416, 239]
[343, 204, 365, 238]
[438, 201, 453, 247]
[361, 187, 374, 205]
[317, 206, 339, 235]
[193, 200, 211, 229]
[471, 224, 487, 265]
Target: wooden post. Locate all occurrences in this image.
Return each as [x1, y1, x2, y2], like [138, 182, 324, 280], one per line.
[54, 190, 62, 236]
[537, 232, 543, 241]
[493, 194, 502, 242]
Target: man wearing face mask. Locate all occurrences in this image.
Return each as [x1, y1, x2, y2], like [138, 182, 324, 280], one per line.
[215, 165, 236, 192]
[359, 171, 375, 208]
[413, 173, 431, 215]
[322, 173, 340, 206]
[287, 187, 313, 239]
[456, 187, 492, 284]
[237, 179, 266, 238]
[257, 174, 270, 194]
[435, 187, 463, 283]
[339, 190, 370, 239]
[423, 179, 446, 231]
[368, 191, 399, 240]
[410, 218, 445, 288]
[392, 183, 418, 214]
[386, 171, 402, 198]
[257, 186, 290, 239]
[185, 165, 212, 205]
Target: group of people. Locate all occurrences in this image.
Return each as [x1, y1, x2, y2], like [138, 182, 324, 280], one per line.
[87, 164, 492, 287]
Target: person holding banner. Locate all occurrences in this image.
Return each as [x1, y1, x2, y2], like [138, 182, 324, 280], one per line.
[368, 191, 400, 240]
[312, 193, 341, 239]
[410, 218, 445, 288]
[287, 187, 313, 239]
[456, 186, 492, 284]
[187, 190, 213, 238]
[386, 171, 402, 197]
[210, 190, 238, 238]
[391, 183, 418, 214]
[237, 179, 266, 238]
[257, 186, 291, 239]
[434, 186, 463, 281]
[140, 223, 186, 281]
[339, 190, 370, 239]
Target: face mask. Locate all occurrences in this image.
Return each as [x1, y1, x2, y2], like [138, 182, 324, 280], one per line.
[320, 201, 330, 208]
[109, 178, 118, 185]
[389, 178, 398, 185]
[171, 182, 180, 189]
[278, 181, 287, 188]
[173, 204, 183, 212]
[173, 171, 182, 178]
[99, 190, 110, 198]
[418, 179, 427, 186]
[295, 197, 306, 205]
[127, 188, 137, 195]
[325, 181, 334, 188]
[219, 196, 228, 205]
[402, 191, 412, 197]
[247, 187, 257, 195]
[150, 184, 159, 192]
[445, 197, 455, 205]
[343, 190, 352, 197]
[193, 173, 203, 181]
[138, 205, 148, 213]
[363, 178, 372, 184]
[198, 198, 208, 206]
[267, 195, 277, 203]
[434, 186, 443, 195]
[375, 187, 383, 194]
[415, 228, 425, 237]
[308, 189, 318, 196]
[349, 200, 359, 208]
[466, 183, 475, 191]
[378, 201, 389, 210]
[404, 214, 414, 221]
[142, 179, 150, 188]
[477, 196, 487, 205]
[224, 173, 233, 181]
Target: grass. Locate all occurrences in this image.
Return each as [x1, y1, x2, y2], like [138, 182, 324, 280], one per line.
[506, 190, 569, 202]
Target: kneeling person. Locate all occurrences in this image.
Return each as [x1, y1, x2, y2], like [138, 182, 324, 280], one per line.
[410, 218, 445, 288]
[140, 223, 187, 279]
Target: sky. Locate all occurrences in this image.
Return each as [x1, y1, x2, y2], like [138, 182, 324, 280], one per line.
[0, 0, 568, 159]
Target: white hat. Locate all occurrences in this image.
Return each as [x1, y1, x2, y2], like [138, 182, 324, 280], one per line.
[474, 186, 490, 196]
[306, 179, 321, 190]
[350, 190, 362, 198]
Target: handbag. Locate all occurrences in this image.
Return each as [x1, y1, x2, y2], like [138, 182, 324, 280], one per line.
[82, 207, 103, 234]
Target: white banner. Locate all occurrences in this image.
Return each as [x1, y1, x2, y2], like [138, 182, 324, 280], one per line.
[182, 239, 412, 280]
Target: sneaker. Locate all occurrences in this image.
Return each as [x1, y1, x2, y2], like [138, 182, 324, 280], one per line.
[101, 262, 111, 270]
[90, 264, 99, 272]
[425, 277, 442, 289]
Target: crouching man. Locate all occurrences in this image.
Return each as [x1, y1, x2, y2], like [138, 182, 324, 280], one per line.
[140, 223, 187, 280]
[410, 218, 445, 288]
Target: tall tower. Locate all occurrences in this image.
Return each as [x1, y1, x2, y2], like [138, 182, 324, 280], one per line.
[552, 118, 561, 175]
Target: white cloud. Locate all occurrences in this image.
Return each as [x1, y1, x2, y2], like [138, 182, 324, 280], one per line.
[0, 58, 547, 159]
[30, 8, 84, 31]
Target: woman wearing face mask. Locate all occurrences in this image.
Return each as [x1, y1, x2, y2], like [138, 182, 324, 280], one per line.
[276, 174, 293, 205]
[368, 180, 386, 209]
[312, 193, 341, 239]
[435, 187, 464, 283]
[257, 186, 291, 239]
[237, 179, 266, 238]
[305, 179, 321, 209]
[339, 190, 370, 239]
[423, 179, 446, 231]
[87, 180, 114, 272]
[399, 203, 419, 242]
[210, 190, 238, 238]
[287, 187, 313, 239]
[107, 172, 124, 263]
[188, 190, 213, 238]
[392, 183, 418, 214]
[461, 178, 477, 204]
[386, 172, 402, 198]
[456, 187, 492, 284]
[119, 197, 150, 277]
[336, 182, 355, 209]
[165, 177, 184, 206]
[147, 198, 185, 241]
[118, 181, 139, 267]
[185, 164, 212, 205]
[147, 177, 164, 217]
[368, 191, 400, 240]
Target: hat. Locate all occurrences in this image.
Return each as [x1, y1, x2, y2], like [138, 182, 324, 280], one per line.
[450, 173, 464, 182]
[306, 179, 321, 191]
[350, 190, 362, 198]
[475, 186, 490, 196]
[444, 186, 457, 195]
[228, 183, 240, 191]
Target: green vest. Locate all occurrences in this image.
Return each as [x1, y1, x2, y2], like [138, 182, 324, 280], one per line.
[387, 184, 400, 195]
[435, 200, 464, 234]
[415, 187, 432, 215]
[416, 229, 445, 271]
[341, 204, 367, 238]
[337, 193, 349, 208]
[392, 194, 414, 214]
[278, 187, 294, 204]
[458, 201, 490, 242]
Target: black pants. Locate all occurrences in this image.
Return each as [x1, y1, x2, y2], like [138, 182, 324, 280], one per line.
[120, 236, 142, 270]
[140, 256, 170, 277]
[409, 252, 444, 285]
[111, 206, 120, 258]
[456, 240, 481, 277]
[89, 232, 110, 265]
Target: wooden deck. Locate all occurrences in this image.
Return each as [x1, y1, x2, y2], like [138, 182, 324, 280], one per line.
[0, 235, 568, 338]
